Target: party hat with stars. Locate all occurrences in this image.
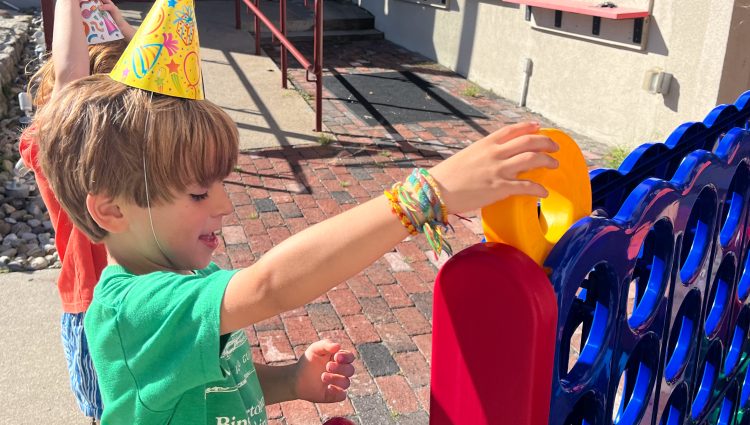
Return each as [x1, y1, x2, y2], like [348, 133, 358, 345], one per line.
[80, 0, 124, 45]
[109, 0, 203, 99]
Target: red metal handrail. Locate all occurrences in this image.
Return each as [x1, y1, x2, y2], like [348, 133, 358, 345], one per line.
[41, 0, 55, 51]
[236, 0, 324, 132]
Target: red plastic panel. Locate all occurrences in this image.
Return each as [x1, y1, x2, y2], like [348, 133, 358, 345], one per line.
[430, 243, 558, 425]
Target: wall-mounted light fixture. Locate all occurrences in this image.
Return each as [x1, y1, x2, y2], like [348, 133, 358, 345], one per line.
[643, 68, 672, 95]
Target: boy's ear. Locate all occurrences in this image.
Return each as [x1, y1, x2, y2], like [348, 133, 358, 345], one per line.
[86, 193, 128, 234]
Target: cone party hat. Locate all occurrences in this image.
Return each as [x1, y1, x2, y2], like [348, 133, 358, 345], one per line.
[109, 0, 203, 99]
[80, 0, 124, 44]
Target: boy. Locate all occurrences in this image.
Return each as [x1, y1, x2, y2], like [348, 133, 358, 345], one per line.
[37, 74, 556, 424]
[38, 74, 364, 424]
[36, 0, 558, 422]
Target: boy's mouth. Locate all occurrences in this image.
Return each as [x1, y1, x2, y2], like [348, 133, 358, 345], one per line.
[199, 231, 219, 249]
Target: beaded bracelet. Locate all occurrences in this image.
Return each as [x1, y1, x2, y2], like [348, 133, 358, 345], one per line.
[385, 189, 419, 236]
[385, 168, 453, 258]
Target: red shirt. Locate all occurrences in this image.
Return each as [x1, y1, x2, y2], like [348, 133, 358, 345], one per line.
[19, 125, 108, 313]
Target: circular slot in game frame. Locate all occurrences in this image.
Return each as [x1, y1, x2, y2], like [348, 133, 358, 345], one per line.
[714, 380, 739, 425]
[559, 262, 616, 388]
[656, 383, 688, 425]
[611, 333, 659, 425]
[679, 186, 718, 285]
[725, 305, 750, 376]
[718, 162, 750, 248]
[705, 254, 737, 339]
[664, 290, 702, 382]
[690, 339, 724, 421]
[563, 391, 604, 425]
[626, 218, 673, 331]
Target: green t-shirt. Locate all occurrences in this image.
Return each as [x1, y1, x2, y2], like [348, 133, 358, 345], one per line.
[84, 263, 268, 425]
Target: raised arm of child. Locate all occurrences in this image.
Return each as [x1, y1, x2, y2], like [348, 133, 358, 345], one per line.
[52, 0, 135, 94]
[99, 0, 137, 40]
[51, 0, 90, 94]
[221, 121, 557, 335]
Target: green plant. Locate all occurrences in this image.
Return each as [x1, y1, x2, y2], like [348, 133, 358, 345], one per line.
[248, 212, 259, 220]
[339, 180, 351, 187]
[379, 150, 392, 158]
[317, 133, 334, 145]
[297, 89, 312, 102]
[603, 145, 632, 169]
[461, 84, 481, 98]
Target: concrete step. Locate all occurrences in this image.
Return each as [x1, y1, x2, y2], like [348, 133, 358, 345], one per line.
[288, 28, 384, 42]
[258, 28, 384, 42]
[241, 0, 376, 32]
[249, 16, 374, 32]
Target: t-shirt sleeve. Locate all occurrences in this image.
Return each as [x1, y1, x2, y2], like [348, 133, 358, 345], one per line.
[115, 268, 239, 411]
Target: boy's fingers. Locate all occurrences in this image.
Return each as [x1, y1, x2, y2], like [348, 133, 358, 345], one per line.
[324, 385, 347, 403]
[486, 121, 540, 146]
[322, 372, 351, 390]
[497, 135, 558, 159]
[308, 340, 341, 358]
[327, 361, 355, 377]
[333, 350, 355, 364]
[503, 152, 559, 178]
[504, 180, 549, 199]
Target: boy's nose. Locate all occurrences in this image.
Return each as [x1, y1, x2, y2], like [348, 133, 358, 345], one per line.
[213, 186, 233, 217]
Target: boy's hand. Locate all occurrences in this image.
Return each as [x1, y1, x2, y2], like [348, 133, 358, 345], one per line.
[429, 121, 559, 214]
[293, 340, 355, 403]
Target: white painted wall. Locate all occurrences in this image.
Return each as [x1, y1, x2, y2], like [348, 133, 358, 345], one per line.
[354, 0, 747, 147]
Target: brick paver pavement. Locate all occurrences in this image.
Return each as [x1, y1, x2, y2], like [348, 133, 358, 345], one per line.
[215, 38, 609, 424]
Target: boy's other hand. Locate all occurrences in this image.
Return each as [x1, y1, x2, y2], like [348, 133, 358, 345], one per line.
[429, 121, 560, 214]
[293, 340, 355, 403]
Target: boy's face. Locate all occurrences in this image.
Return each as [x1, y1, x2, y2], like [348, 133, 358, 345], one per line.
[121, 180, 233, 272]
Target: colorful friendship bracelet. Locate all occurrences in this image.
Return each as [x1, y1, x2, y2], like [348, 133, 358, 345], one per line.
[385, 189, 419, 235]
[385, 168, 453, 258]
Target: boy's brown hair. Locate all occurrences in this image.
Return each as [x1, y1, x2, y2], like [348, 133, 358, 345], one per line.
[35, 74, 239, 242]
[27, 39, 129, 108]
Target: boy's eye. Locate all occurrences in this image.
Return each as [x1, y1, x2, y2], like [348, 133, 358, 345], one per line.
[190, 192, 209, 201]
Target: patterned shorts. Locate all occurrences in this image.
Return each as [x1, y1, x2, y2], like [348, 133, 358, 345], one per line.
[61, 312, 103, 419]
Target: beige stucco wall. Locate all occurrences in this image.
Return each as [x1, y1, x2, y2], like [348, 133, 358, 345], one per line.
[355, 0, 746, 147]
[718, 1, 750, 105]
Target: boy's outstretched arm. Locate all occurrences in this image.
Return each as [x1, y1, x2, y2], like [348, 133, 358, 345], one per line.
[220, 122, 558, 334]
[51, 0, 89, 95]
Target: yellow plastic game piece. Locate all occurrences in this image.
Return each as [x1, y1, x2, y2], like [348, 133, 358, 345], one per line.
[481, 129, 592, 265]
